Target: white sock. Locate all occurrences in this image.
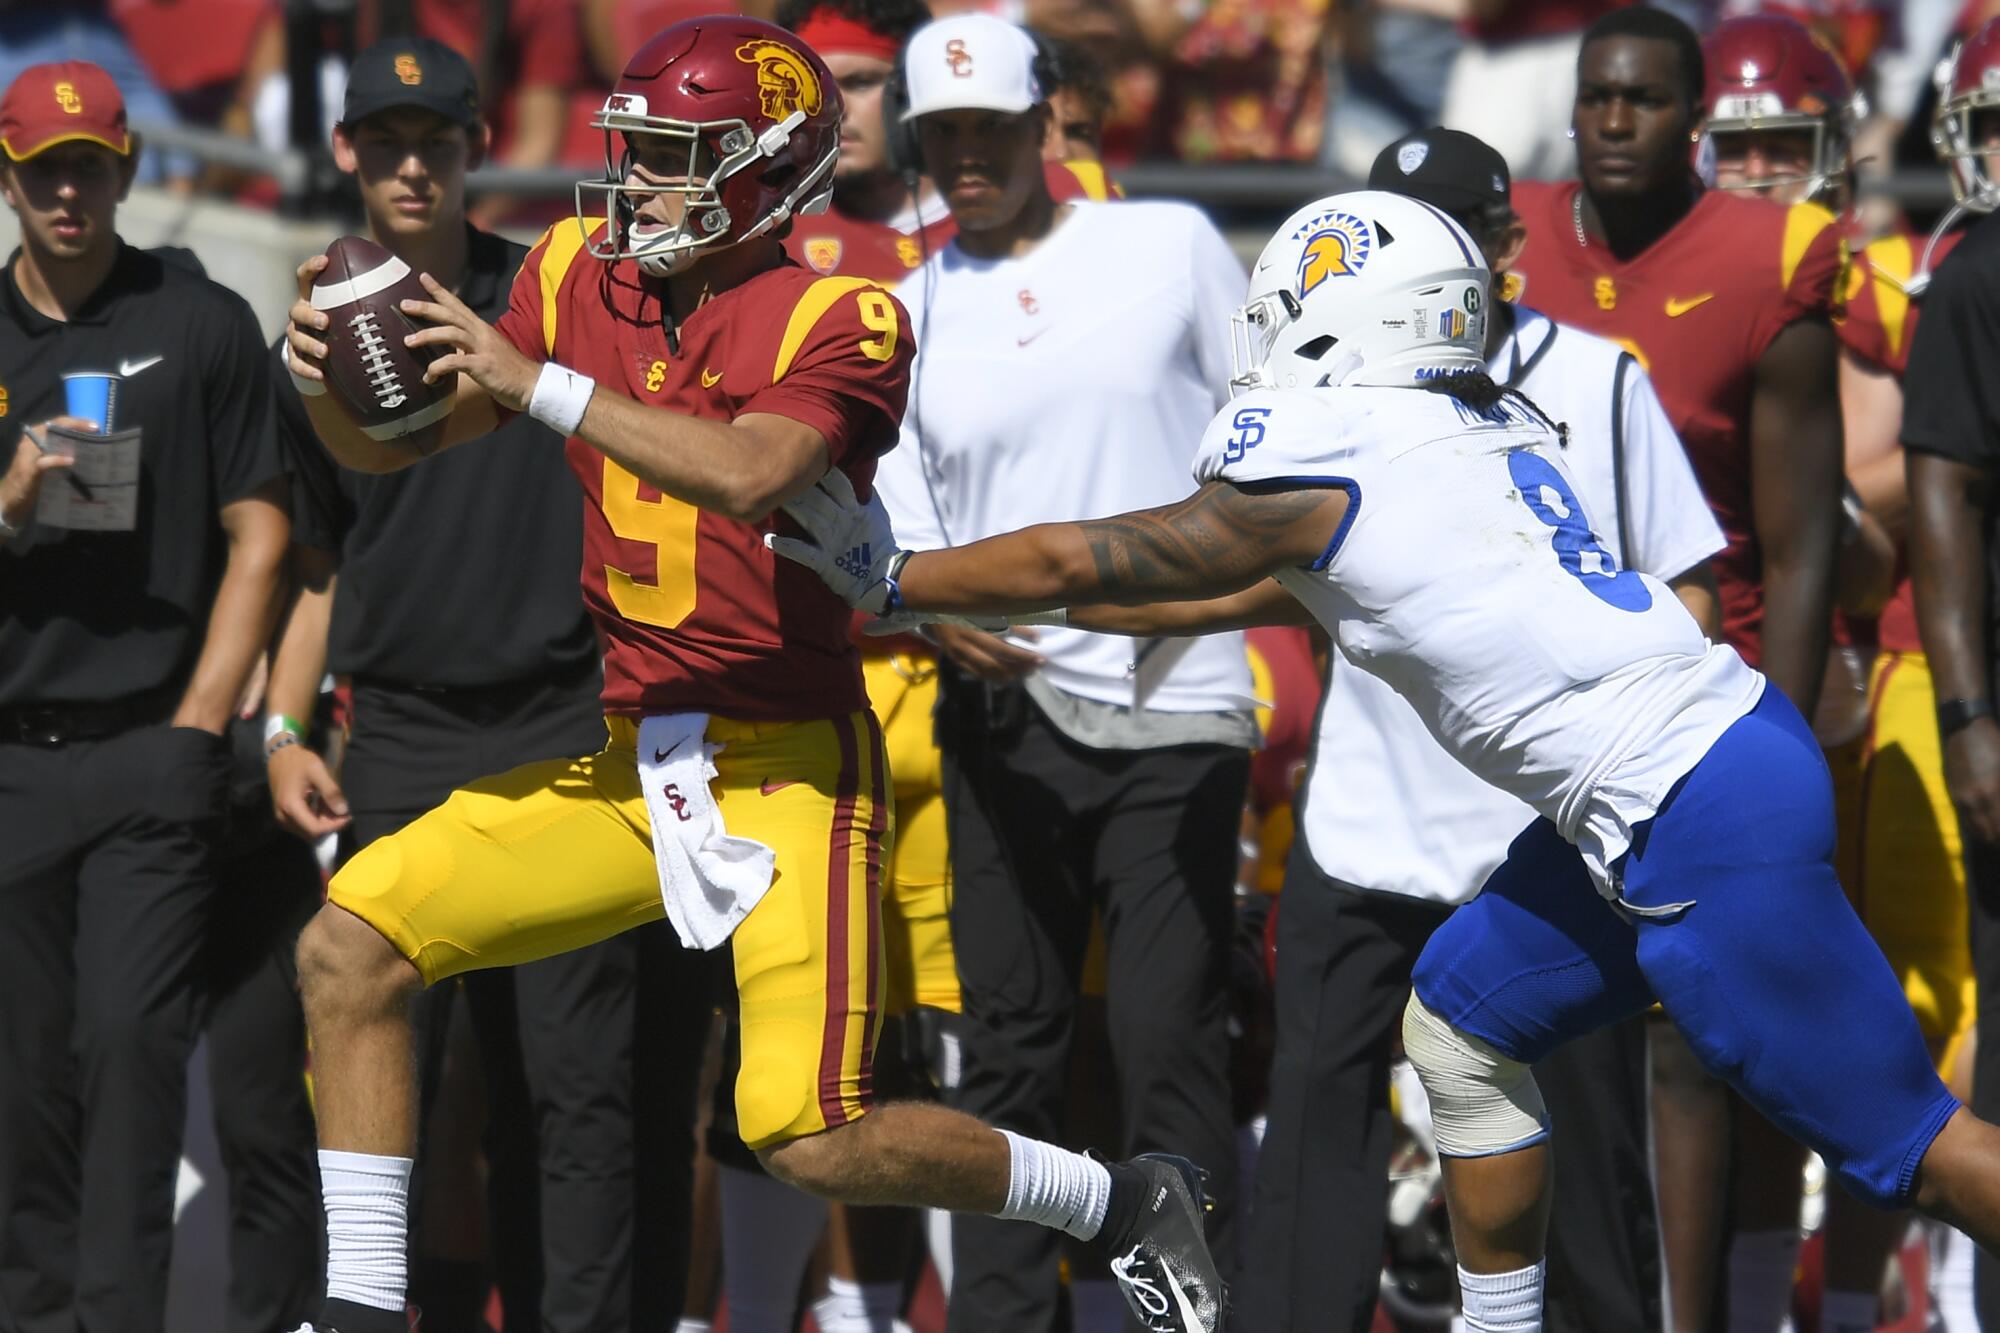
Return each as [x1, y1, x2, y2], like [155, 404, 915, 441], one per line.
[993, 1129, 1111, 1241]
[673, 1322, 713, 1333]
[1932, 1221, 1978, 1331]
[1071, 1277, 1128, 1332]
[926, 1208, 954, 1297]
[319, 1149, 414, 1313]
[719, 1163, 827, 1333]
[1727, 1229, 1801, 1333]
[1457, 1261, 1544, 1332]
[810, 1274, 904, 1332]
[1818, 1288, 1876, 1333]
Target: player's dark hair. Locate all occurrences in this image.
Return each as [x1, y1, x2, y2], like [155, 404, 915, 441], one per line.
[775, 0, 933, 43]
[1031, 31, 1112, 122]
[1580, 5, 1706, 111]
[1421, 372, 1568, 442]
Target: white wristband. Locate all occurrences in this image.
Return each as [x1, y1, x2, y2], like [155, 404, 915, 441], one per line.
[283, 339, 327, 397]
[529, 362, 595, 436]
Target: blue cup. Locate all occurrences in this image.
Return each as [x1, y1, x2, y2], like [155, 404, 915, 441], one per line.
[62, 371, 118, 432]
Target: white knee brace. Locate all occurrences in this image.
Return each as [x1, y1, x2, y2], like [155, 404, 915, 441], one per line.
[1401, 994, 1549, 1158]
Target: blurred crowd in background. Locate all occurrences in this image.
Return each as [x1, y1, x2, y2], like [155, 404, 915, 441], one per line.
[6, 0, 1999, 219]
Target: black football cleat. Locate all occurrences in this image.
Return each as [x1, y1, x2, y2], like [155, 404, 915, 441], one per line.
[1101, 1153, 1227, 1332]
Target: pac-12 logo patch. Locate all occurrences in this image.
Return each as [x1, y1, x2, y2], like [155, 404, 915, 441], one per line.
[804, 237, 842, 273]
[1293, 211, 1373, 297]
[735, 39, 823, 120]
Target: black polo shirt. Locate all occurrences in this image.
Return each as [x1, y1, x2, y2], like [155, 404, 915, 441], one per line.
[0, 243, 281, 706]
[279, 226, 596, 689]
[1902, 209, 2000, 698]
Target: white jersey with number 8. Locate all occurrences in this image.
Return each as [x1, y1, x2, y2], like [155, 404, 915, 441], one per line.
[1193, 384, 1765, 896]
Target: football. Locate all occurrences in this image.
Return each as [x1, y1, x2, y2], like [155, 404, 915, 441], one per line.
[310, 235, 453, 442]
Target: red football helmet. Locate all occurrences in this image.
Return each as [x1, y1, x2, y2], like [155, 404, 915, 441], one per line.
[578, 16, 842, 276]
[1756, 0, 1889, 81]
[1701, 14, 1859, 205]
[1933, 17, 2000, 211]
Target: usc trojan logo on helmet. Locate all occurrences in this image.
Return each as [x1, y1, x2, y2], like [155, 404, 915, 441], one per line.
[395, 54, 423, 86]
[1292, 211, 1372, 297]
[735, 40, 822, 121]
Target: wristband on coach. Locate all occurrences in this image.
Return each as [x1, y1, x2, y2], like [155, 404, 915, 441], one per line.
[529, 362, 595, 436]
[282, 340, 327, 397]
[1937, 697, 1995, 740]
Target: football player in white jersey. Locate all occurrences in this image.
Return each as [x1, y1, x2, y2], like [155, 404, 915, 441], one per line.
[769, 190, 2000, 1332]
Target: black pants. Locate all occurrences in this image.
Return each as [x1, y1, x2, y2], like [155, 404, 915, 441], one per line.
[342, 674, 710, 1332]
[937, 675, 1247, 1333]
[1242, 846, 1662, 1333]
[0, 723, 231, 1333]
[202, 762, 326, 1333]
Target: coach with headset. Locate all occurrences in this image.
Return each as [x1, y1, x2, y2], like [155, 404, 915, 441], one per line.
[869, 14, 1255, 1328]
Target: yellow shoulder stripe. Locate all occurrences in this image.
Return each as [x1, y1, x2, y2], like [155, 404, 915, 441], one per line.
[773, 276, 880, 382]
[538, 218, 607, 357]
[1065, 160, 1112, 201]
[1864, 234, 1917, 362]
[1780, 201, 1837, 294]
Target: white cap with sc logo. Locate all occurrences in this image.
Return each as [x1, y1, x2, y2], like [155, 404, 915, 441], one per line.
[899, 13, 1043, 121]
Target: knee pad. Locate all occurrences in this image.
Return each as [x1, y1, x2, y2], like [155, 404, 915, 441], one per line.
[1401, 994, 1549, 1158]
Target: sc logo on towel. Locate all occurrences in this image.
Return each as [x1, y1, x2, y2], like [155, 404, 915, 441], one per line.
[661, 782, 693, 822]
[1225, 407, 1272, 464]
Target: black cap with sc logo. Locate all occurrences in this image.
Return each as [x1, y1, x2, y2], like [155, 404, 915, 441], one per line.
[341, 36, 482, 130]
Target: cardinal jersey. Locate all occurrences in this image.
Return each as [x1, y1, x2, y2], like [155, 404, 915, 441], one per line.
[1837, 229, 1963, 656]
[786, 206, 948, 283]
[1195, 385, 1764, 893]
[784, 162, 1120, 282]
[1509, 181, 1846, 664]
[497, 218, 913, 720]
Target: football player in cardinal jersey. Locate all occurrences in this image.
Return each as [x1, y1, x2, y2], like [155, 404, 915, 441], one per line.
[1506, 11, 1849, 1323]
[1701, 12, 1861, 215]
[279, 18, 1226, 1333]
[771, 185, 2000, 1333]
[1700, 17, 1970, 1324]
[781, 0, 953, 284]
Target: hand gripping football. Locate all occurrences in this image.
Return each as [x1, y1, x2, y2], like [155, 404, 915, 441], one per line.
[311, 236, 453, 441]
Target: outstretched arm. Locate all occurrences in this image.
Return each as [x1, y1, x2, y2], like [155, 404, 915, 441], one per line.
[1065, 578, 1311, 635]
[895, 481, 1347, 616]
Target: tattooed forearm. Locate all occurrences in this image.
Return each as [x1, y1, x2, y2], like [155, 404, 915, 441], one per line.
[1079, 482, 1343, 602]
[893, 479, 1348, 614]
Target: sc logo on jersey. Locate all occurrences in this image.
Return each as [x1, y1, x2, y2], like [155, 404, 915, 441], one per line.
[1224, 407, 1271, 463]
[1292, 211, 1372, 298]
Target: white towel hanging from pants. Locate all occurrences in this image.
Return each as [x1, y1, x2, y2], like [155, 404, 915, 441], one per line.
[637, 713, 777, 951]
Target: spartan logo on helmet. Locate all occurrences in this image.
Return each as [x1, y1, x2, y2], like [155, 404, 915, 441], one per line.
[735, 39, 823, 121]
[1293, 211, 1374, 298]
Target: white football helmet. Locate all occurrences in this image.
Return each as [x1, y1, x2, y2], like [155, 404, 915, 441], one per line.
[1231, 190, 1489, 393]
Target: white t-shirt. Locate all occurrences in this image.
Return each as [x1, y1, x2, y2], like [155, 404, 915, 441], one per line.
[1300, 310, 1727, 903]
[1195, 381, 1762, 900]
[875, 199, 1254, 713]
